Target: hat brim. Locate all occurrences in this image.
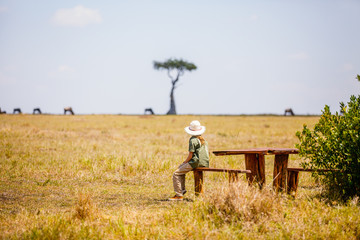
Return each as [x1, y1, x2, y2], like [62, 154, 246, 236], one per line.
[184, 126, 206, 136]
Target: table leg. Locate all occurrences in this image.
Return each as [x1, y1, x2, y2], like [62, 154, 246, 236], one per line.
[194, 170, 204, 195]
[287, 170, 299, 198]
[245, 153, 265, 188]
[273, 154, 289, 192]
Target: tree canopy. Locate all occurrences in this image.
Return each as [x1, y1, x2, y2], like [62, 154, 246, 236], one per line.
[153, 59, 197, 73]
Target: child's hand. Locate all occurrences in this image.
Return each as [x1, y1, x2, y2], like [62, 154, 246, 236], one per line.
[183, 152, 194, 165]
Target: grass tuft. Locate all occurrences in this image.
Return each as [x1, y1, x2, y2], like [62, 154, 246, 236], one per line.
[73, 193, 97, 221]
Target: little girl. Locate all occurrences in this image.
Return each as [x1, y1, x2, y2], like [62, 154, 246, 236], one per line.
[169, 120, 209, 201]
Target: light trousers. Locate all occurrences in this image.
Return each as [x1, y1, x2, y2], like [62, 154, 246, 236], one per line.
[172, 163, 193, 197]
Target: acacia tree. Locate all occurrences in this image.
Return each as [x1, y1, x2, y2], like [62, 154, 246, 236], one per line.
[153, 58, 197, 115]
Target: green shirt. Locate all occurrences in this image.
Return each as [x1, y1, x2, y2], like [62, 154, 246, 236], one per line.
[188, 136, 209, 168]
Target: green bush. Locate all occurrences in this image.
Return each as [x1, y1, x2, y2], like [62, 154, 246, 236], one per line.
[296, 77, 360, 199]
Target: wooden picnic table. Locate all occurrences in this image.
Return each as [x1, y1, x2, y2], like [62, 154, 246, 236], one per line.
[213, 148, 299, 191]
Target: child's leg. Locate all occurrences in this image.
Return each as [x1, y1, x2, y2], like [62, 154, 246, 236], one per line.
[172, 163, 192, 196]
[180, 174, 186, 194]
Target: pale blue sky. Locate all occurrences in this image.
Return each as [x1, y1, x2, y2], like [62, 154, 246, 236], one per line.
[0, 0, 359, 115]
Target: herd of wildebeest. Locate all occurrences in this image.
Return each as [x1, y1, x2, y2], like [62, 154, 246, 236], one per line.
[0, 107, 296, 116]
[0, 107, 75, 115]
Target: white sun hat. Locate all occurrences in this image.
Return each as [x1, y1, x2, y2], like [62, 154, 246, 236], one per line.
[184, 120, 206, 136]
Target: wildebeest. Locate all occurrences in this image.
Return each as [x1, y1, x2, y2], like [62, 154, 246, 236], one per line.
[284, 108, 295, 116]
[64, 107, 74, 115]
[144, 108, 155, 115]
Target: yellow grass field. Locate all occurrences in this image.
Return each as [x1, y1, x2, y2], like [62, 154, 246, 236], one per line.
[1, 115, 359, 239]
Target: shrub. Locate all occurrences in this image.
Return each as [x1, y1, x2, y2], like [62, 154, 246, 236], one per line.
[296, 78, 360, 199]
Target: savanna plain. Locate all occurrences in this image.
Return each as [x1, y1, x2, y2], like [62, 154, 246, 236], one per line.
[1, 115, 359, 239]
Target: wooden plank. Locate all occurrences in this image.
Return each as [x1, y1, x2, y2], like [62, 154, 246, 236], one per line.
[213, 148, 299, 156]
[273, 154, 289, 192]
[268, 148, 299, 155]
[193, 167, 250, 173]
[213, 148, 270, 155]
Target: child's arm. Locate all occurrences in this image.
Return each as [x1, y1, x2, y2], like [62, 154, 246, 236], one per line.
[183, 152, 194, 164]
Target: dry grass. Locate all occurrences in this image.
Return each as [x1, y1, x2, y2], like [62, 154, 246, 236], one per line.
[0, 114, 359, 239]
[73, 193, 97, 220]
[192, 182, 360, 239]
[203, 182, 284, 224]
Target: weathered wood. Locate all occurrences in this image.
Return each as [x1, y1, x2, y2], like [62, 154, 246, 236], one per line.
[214, 149, 269, 156]
[245, 154, 257, 184]
[268, 149, 299, 155]
[258, 154, 266, 188]
[193, 167, 250, 173]
[273, 154, 289, 192]
[287, 170, 299, 197]
[213, 148, 299, 156]
[245, 154, 265, 188]
[213, 148, 299, 190]
[194, 170, 204, 196]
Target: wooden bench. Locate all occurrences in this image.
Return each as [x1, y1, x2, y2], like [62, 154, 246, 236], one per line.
[192, 167, 251, 195]
[287, 167, 339, 197]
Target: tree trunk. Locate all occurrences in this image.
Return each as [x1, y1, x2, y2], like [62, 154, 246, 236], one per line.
[167, 83, 176, 115]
